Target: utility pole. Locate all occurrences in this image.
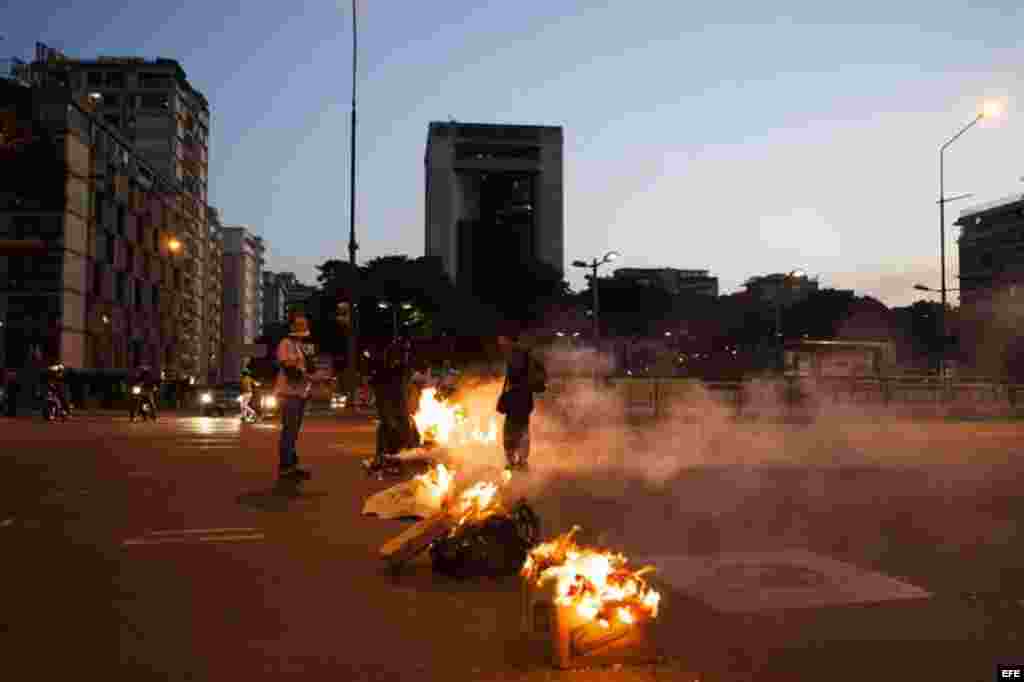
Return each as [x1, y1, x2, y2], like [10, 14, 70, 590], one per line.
[345, 0, 360, 409]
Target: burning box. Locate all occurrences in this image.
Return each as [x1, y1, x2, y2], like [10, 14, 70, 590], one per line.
[521, 576, 658, 669]
[520, 528, 662, 669]
[379, 512, 454, 570]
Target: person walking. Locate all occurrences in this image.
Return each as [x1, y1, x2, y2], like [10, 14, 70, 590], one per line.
[496, 333, 546, 472]
[239, 367, 257, 422]
[273, 313, 319, 481]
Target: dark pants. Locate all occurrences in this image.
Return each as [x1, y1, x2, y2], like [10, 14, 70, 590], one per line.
[279, 396, 307, 470]
[503, 413, 531, 466]
[5, 382, 17, 417]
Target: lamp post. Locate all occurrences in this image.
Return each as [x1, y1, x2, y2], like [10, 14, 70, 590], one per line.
[774, 269, 806, 373]
[572, 250, 620, 348]
[937, 100, 1002, 379]
[345, 0, 360, 411]
[378, 301, 413, 341]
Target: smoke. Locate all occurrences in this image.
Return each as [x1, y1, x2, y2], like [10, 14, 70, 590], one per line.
[436, 346, 1023, 563]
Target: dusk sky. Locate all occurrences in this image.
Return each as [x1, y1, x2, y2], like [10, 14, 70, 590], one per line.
[6, 1, 1022, 306]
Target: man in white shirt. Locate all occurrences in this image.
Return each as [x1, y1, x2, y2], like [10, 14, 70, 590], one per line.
[273, 313, 328, 481]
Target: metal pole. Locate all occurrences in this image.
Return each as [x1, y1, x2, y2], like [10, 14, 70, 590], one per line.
[346, 0, 359, 409]
[591, 262, 600, 346]
[775, 296, 782, 373]
[939, 148, 946, 380]
[393, 307, 398, 341]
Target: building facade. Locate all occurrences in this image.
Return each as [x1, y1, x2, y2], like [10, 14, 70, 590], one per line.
[221, 226, 264, 382]
[955, 194, 1024, 377]
[204, 206, 225, 384]
[612, 268, 719, 297]
[424, 121, 564, 292]
[0, 80, 202, 378]
[17, 44, 210, 207]
[261, 270, 290, 330]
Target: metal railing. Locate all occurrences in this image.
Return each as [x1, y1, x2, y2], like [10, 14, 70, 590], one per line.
[537, 375, 1024, 419]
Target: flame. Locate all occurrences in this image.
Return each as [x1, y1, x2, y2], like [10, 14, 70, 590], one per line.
[413, 388, 498, 446]
[522, 528, 661, 626]
[414, 462, 454, 507]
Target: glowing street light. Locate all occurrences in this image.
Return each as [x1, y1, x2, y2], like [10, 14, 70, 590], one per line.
[168, 237, 181, 253]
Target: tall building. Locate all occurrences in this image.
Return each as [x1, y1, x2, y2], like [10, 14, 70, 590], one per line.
[0, 79, 202, 378]
[613, 268, 719, 297]
[262, 271, 291, 329]
[17, 44, 210, 207]
[743, 272, 819, 305]
[955, 195, 1024, 376]
[221, 226, 264, 382]
[204, 206, 225, 384]
[424, 121, 564, 293]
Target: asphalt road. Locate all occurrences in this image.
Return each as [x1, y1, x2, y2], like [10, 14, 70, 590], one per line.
[1, 412, 1023, 681]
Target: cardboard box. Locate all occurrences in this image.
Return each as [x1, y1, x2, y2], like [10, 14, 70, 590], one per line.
[379, 512, 453, 570]
[521, 580, 659, 669]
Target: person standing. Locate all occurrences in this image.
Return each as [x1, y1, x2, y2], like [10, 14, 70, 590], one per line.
[273, 313, 318, 481]
[368, 341, 409, 471]
[496, 333, 546, 471]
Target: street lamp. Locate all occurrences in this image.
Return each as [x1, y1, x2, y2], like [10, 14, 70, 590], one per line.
[378, 301, 413, 340]
[572, 250, 620, 347]
[774, 269, 806, 373]
[937, 100, 1002, 378]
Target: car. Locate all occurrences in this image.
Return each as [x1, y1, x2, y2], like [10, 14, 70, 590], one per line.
[198, 384, 242, 417]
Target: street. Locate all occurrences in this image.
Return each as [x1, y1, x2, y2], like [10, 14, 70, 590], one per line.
[1, 412, 1023, 680]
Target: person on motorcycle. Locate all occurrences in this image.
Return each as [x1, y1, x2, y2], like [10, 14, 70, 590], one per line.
[44, 362, 71, 420]
[240, 368, 258, 423]
[129, 365, 158, 421]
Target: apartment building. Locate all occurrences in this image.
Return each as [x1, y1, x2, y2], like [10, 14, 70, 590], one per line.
[0, 79, 202, 378]
[222, 226, 264, 382]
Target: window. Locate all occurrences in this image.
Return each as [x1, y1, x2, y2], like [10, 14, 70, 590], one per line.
[93, 262, 103, 295]
[102, 93, 121, 107]
[87, 72, 103, 87]
[152, 285, 159, 308]
[116, 272, 126, 304]
[140, 94, 168, 109]
[105, 71, 124, 88]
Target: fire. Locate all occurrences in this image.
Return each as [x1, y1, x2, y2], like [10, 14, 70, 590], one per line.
[522, 527, 661, 626]
[413, 387, 498, 447]
[414, 462, 454, 507]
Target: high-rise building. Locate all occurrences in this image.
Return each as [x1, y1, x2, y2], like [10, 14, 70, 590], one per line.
[222, 226, 264, 382]
[205, 206, 225, 384]
[955, 195, 1024, 376]
[613, 268, 720, 297]
[17, 44, 210, 207]
[424, 121, 564, 294]
[275, 272, 316, 315]
[16, 45, 214, 377]
[262, 271, 291, 329]
[0, 79, 201, 379]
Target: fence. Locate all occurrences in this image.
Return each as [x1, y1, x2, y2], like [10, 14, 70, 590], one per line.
[537, 376, 1024, 420]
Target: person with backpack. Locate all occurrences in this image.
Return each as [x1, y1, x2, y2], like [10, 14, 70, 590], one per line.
[496, 333, 546, 472]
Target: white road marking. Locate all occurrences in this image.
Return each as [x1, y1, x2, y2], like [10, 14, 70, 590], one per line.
[122, 533, 264, 546]
[149, 527, 260, 536]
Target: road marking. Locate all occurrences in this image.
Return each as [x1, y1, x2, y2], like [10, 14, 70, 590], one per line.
[123, 527, 265, 546]
[123, 533, 264, 546]
[149, 527, 259, 536]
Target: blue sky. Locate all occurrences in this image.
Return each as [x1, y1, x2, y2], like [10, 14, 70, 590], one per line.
[5, 0, 1022, 306]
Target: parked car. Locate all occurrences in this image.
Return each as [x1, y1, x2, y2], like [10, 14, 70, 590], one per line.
[198, 383, 242, 417]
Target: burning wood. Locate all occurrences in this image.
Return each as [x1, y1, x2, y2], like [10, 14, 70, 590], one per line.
[413, 387, 498, 447]
[413, 461, 454, 509]
[522, 528, 662, 629]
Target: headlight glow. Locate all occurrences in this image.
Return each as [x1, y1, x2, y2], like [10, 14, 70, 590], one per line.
[263, 396, 277, 408]
[200, 393, 212, 404]
[132, 386, 141, 395]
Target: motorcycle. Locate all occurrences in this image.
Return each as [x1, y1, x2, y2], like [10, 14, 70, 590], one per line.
[240, 389, 277, 424]
[130, 385, 157, 422]
[44, 382, 70, 422]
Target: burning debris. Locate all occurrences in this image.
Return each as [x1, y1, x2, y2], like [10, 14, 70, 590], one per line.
[413, 387, 498, 447]
[378, 464, 540, 577]
[522, 527, 661, 629]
